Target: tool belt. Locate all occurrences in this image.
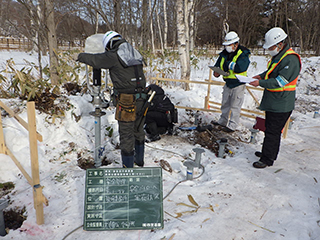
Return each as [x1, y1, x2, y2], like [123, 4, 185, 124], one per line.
[115, 93, 136, 121]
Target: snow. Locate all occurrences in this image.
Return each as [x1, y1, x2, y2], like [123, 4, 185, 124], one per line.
[0, 50, 320, 240]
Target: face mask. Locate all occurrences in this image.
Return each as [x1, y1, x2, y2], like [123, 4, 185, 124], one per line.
[225, 45, 234, 53]
[267, 44, 281, 56]
[268, 48, 279, 56]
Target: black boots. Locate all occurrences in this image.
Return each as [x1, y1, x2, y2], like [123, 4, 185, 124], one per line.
[122, 153, 134, 168]
[253, 161, 268, 168]
[253, 151, 274, 168]
[121, 141, 145, 168]
[134, 140, 144, 167]
[255, 151, 262, 158]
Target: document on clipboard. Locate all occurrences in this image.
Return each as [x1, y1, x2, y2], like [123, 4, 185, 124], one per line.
[235, 75, 256, 84]
[209, 66, 230, 76]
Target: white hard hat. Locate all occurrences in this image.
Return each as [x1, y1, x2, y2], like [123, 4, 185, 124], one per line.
[102, 31, 122, 49]
[263, 27, 287, 49]
[222, 31, 240, 45]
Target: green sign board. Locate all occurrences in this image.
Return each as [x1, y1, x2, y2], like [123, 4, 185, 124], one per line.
[83, 167, 163, 231]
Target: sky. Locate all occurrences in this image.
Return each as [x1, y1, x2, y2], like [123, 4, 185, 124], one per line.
[0, 50, 319, 240]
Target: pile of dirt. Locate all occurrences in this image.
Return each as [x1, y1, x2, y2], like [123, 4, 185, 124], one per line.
[178, 124, 244, 157]
[77, 153, 112, 170]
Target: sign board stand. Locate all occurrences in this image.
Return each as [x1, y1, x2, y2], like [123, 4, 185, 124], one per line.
[84, 167, 163, 231]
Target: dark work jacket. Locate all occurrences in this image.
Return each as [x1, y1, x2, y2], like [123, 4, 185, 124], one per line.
[77, 39, 146, 94]
[258, 44, 301, 112]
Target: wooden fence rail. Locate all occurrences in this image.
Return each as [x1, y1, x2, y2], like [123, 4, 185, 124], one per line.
[0, 37, 84, 51]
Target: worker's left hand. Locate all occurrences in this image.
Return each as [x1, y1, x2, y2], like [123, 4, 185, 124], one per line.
[249, 80, 260, 87]
[213, 71, 220, 77]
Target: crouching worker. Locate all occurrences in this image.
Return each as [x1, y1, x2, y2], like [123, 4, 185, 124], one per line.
[77, 31, 147, 168]
[145, 84, 178, 142]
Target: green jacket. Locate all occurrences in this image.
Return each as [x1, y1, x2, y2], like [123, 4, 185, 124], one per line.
[258, 44, 301, 112]
[214, 45, 251, 88]
[77, 39, 146, 94]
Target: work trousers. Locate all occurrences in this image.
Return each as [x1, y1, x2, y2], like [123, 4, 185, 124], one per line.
[261, 111, 292, 166]
[218, 84, 245, 130]
[118, 98, 145, 156]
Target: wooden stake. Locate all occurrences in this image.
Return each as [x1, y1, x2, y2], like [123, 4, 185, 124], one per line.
[205, 69, 213, 109]
[282, 117, 291, 139]
[27, 102, 45, 225]
[0, 114, 5, 154]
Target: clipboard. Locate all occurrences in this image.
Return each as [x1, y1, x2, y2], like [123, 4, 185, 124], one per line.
[209, 66, 230, 76]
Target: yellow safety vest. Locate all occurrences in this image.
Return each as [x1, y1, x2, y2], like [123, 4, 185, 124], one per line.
[265, 48, 301, 92]
[220, 49, 247, 79]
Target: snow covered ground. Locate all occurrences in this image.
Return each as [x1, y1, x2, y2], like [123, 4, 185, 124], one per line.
[0, 50, 319, 240]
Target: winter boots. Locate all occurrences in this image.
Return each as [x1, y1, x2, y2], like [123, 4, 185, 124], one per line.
[121, 152, 134, 168]
[121, 141, 145, 168]
[252, 161, 268, 168]
[134, 140, 144, 167]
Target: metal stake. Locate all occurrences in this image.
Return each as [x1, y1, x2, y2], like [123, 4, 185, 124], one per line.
[0, 200, 9, 236]
[217, 138, 228, 158]
[194, 111, 200, 125]
[249, 128, 259, 144]
[89, 108, 106, 168]
[183, 161, 198, 180]
[193, 148, 205, 168]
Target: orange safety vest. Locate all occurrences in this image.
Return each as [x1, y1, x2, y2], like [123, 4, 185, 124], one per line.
[265, 48, 301, 92]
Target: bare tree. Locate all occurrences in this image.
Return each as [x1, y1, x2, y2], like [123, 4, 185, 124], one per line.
[141, 0, 149, 49]
[156, 1, 164, 54]
[44, 0, 59, 86]
[3, 0, 320, 56]
[176, 0, 190, 90]
[163, 0, 168, 49]
[149, 0, 155, 53]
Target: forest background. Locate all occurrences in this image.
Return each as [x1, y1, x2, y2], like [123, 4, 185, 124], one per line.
[0, 0, 319, 93]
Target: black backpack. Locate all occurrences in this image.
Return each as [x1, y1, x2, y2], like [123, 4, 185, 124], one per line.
[147, 84, 178, 123]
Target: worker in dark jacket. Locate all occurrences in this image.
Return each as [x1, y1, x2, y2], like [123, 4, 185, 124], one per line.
[249, 27, 301, 168]
[77, 31, 147, 168]
[144, 84, 176, 142]
[212, 31, 251, 132]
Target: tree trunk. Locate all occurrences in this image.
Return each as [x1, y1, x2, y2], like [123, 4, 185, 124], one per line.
[163, 0, 168, 49]
[149, 0, 155, 54]
[36, 1, 42, 79]
[27, 0, 38, 52]
[114, 0, 120, 32]
[156, 1, 164, 55]
[188, 0, 195, 51]
[95, 11, 99, 34]
[176, 0, 190, 90]
[142, 0, 148, 50]
[45, 0, 59, 86]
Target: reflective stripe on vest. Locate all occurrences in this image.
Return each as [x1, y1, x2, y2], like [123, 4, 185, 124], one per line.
[265, 48, 301, 92]
[220, 49, 247, 79]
